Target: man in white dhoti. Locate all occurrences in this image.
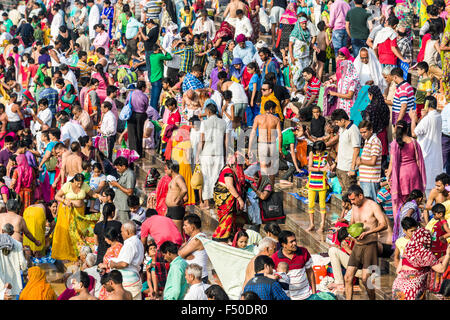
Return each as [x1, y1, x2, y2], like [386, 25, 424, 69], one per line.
[88, 0, 101, 40]
[411, 96, 443, 197]
[196, 103, 226, 209]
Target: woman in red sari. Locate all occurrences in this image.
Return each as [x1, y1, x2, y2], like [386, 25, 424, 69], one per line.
[247, 0, 260, 43]
[392, 228, 450, 300]
[11, 154, 35, 212]
[212, 154, 245, 242]
[212, 21, 235, 56]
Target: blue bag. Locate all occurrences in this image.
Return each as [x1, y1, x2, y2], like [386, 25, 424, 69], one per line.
[119, 91, 133, 121]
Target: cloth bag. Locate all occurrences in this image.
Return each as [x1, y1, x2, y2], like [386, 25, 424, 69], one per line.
[191, 164, 203, 190]
[119, 91, 133, 121]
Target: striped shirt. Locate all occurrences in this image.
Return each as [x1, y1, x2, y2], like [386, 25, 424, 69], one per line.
[143, 0, 163, 21]
[376, 186, 393, 217]
[305, 76, 321, 105]
[359, 134, 382, 183]
[307, 152, 328, 190]
[173, 46, 195, 74]
[392, 81, 415, 114]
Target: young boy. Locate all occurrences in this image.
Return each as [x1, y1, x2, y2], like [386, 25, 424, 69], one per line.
[393, 216, 418, 269]
[128, 195, 146, 237]
[377, 165, 393, 219]
[205, 49, 218, 86]
[415, 61, 433, 118]
[209, 56, 225, 90]
[310, 106, 326, 139]
[180, 5, 194, 28]
[315, 21, 329, 81]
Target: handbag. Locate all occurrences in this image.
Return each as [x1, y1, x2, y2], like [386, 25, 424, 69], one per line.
[119, 91, 133, 121]
[45, 156, 58, 171]
[260, 191, 285, 222]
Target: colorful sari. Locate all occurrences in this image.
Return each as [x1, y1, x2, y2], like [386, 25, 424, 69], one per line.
[247, 0, 260, 43]
[59, 84, 78, 115]
[337, 60, 360, 115]
[156, 175, 172, 216]
[38, 140, 57, 201]
[19, 266, 57, 300]
[98, 241, 123, 300]
[392, 228, 438, 300]
[213, 21, 235, 56]
[13, 154, 35, 211]
[212, 166, 242, 242]
[23, 205, 46, 254]
[51, 203, 101, 261]
[392, 200, 421, 248]
[441, 20, 450, 101]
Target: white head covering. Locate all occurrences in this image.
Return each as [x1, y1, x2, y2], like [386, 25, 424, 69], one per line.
[353, 47, 387, 92]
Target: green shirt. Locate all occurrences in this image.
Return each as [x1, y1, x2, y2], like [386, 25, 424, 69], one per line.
[149, 52, 172, 83]
[163, 256, 188, 300]
[345, 7, 371, 40]
[3, 19, 13, 33]
[280, 128, 296, 156]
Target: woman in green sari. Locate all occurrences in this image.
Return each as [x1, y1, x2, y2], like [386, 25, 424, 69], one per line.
[59, 84, 78, 115]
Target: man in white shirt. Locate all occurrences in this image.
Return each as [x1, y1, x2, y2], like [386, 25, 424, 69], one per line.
[184, 264, 210, 300]
[100, 101, 117, 161]
[88, 0, 101, 40]
[58, 113, 87, 146]
[234, 9, 253, 40]
[410, 96, 443, 197]
[192, 9, 216, 40]
[50, 4, 64, 44]
[59, 64, 79, 93]
[31, 98, 53, 136]
[110, 221, 145, 300]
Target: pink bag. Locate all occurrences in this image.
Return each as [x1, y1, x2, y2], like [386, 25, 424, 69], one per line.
[116, 148, 140, 164]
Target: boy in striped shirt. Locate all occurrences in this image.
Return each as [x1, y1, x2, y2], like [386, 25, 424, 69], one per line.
[391, 67, 415, 125]
[357, 120, 382, 201]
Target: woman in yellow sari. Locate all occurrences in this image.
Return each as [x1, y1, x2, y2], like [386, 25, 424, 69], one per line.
[52, 174, 100, 261]
[19, 266, 57, 300]
[171, 126, 195, 206]
[23, 203, 47, 257]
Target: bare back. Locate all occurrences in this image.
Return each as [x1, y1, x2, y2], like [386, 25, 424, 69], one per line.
[63, 153, 83, 177]
[254, 113, 280, 143]
[107, 288, 133, 300]
[225, 0, 247, 18]
[0, 213, 25, 242]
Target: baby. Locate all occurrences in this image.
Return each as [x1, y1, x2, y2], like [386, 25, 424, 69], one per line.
[274, 261, 290, 296]
[182, 89, 202, 118]
[0, 283, 12, 300]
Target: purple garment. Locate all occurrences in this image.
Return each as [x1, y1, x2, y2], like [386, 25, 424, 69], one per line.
[128, 90, 149, 114]
[392, 200, 421, 248]
[0, 149, 13, 167]
[210, 67, 225, 90]
[25, 151, 37, 168]
[38, 54, 51, 67]
[329, 0, 351, 30]
[147, 105, 160, 120]
[322, 86, 338, 116]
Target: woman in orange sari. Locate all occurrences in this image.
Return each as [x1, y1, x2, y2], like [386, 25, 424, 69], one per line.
[19, 266, 57, 300]
[11, 154, 35, 212]
[97, 227, 123, 300]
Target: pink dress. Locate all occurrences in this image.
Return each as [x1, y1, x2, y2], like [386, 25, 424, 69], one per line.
[92, 73, 110, 103]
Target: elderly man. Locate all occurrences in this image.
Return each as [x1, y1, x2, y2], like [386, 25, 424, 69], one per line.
[243, 237, 278, 288]
[0, 223, 28, 298]
[184, 263, 210, 300]
[109, 221, 145, 300]
[161, 241, 188, 300]
[411, 96, 443, 197]
[193, 9, 216, 40]
[353, 47, 387, 91]
[233, 34, 257, 66]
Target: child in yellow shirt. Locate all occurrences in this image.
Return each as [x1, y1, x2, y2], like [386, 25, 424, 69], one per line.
[415, 61, 433, 118]
[180, 6, 194, 28]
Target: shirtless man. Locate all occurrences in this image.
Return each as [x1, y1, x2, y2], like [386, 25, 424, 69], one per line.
[101, 270, 133, 300]
[52, 142, 73, 189]
[344, 184, 387, 300]
[60, 141, 83, 182]
[69, 271, 98, 300]
[242, 237, 277, 289]
[248, 100, 282, 177]
[165, 160, 188, 235]
[223, 0, 248, 27]
[0, 104, 8, 134]
[425, 173, 450, 224]
[0, 199, 40, 246]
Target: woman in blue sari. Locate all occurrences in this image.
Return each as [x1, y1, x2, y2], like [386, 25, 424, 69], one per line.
[101, 0, 115, 39]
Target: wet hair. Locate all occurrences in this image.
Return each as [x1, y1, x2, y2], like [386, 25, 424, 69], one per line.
[254, 255, 275, 273]
[183, 214, 202, 229]
[401, 216, 419, 231]
[348, 184, 364, 196]
[264, 222, 282, 237]
[278, 230, 295, 246]
[312, 141, 326, 153]
[205, 285, 229, 300]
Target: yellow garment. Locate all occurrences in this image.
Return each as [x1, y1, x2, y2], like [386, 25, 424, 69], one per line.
[417, 76, 432, 92]
[395, 236, 409, 257]
[442, 199, 450, 220]
[87, 53, 99, 64]
[23, 206, 46, 254]
[180, 9, 193, 26]
[419, 0, 433, 27]
[308, 189, 326, 214]
[260, 92, 283, 120]
[19, 266, 57, 300]
[172, 139, 195, 206]
[43, 27, 51, 46]
[426, 217, 450, 244]
[61, 181, 91, 200]
[51, 204, 100, 261]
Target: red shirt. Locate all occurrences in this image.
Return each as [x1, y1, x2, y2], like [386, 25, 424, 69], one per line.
[168, 110, 181, 125]
[272, 247, 312, 270]
[140, 215, 183, 248]
[378, 37, 398, 65]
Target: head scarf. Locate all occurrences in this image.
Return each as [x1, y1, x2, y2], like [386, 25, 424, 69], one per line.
[338, 47, 355, 62]
[22, 90, 36, 105]
[36, 64, 47, 85]
[230, 57, 244, 80]
[235, 34, 246, 43]
[337, 60, 359, 93]
[336, 48, 355, 83]
[61, 84, 76, 104]
[14, 153, 34, 194]
[353, 47, 387, 92]
[363, 85, 390, 133]
[19, 266, 57, 300]
[280, 3, 298, 24]
[403, 228, 439, 268]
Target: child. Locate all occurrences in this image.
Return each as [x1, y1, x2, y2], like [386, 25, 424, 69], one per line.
[159, 78, 176, 111]
[142, 238, 159, 299]
[231, 230, 249, 249]
[427, 203, 450, 292]
[0, 283, 12, 300]
[306, 141, 330, 232]
[315, 21, 329, 81]
[89, 162, 106, 213]
[204, 49, 218, 85]
[98, 187, 115, 221]
[327, 193, 351, 244]
[180, 5, 194, 28]
[376, 165, 393, 219]
[393, 217, 418, 269]
[209, 57, 225, 91]
[229, 58, 244, 83]
[193, 34, 207, 68]
[274, 261, 290, 296]
[81, 160, 91, 184]
[128, 195, 146, 237]
[309, 106, 326, 139]
[415, 61, 433, 118]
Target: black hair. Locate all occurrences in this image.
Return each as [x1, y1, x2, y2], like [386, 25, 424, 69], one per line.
[390, 67, 404, 78]
[183, 214, 202, 229]
[222, 90, 232, 100]
[247, 62, 260, 75]
[264, 100, 277, 112]
[165, 97, 177, 107]
[113, 156, 129, 168]
[101, 270, 123, 285]
[241, 291, 261, 300]
[127, 195, 140, 208]
[358, 120, 373, 130]
[387, 15, 399, 27]
[425, 95, 438, 109]
[204, 285, 230, 300]
[401, 216, 419, 231]
[102, 202, 116, 231]
[145, 208, 158, 218]
[439, 279, 450, 297]
[102, 101, 113, 111]
[254, 255, 275, 273]
[342, 193, 351, 204]
[337, 227, 349, 243]
[302, 67, 316, 77]
[102, 187, 115, 200]
[4, 136, 14, 144]
[105, 225, 121, 242]
[427, 4, 440, 16]
[348, 184, 364, 196]
[317, 20, 326, 31]
[432, 203, 446, 215]
[312, 141, 326, 153]
[78, 271, 90, 289]
[331, 109, 349, 121]
[278, 230, 295, 246]
[160, 241, 179, 254]
[395, 119, 409, 148]
[417, 61, 429, 73]
[263, 222, 282, 237]
[165, 159, 179, 173]
[218, 71, 228, 80]
[436, 173, 450, 185]
[404, 189, 424, 204]
[72, 173, 85, 183]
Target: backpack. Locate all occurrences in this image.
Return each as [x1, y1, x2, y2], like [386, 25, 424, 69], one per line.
[145, 168, 160, 188]
[117, 67, 137, 88]
[260, 191, 285, 222]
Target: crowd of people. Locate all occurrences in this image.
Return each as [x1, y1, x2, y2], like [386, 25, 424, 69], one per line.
[0, 0, 450, 302]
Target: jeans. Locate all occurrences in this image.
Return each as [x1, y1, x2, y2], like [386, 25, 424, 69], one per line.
[332, 29, 348, 57]
[351, 38, 367, 57]
[150, 79, 163, 112]
[360, 181, 379, 201]
[145, 50, 153, 82]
